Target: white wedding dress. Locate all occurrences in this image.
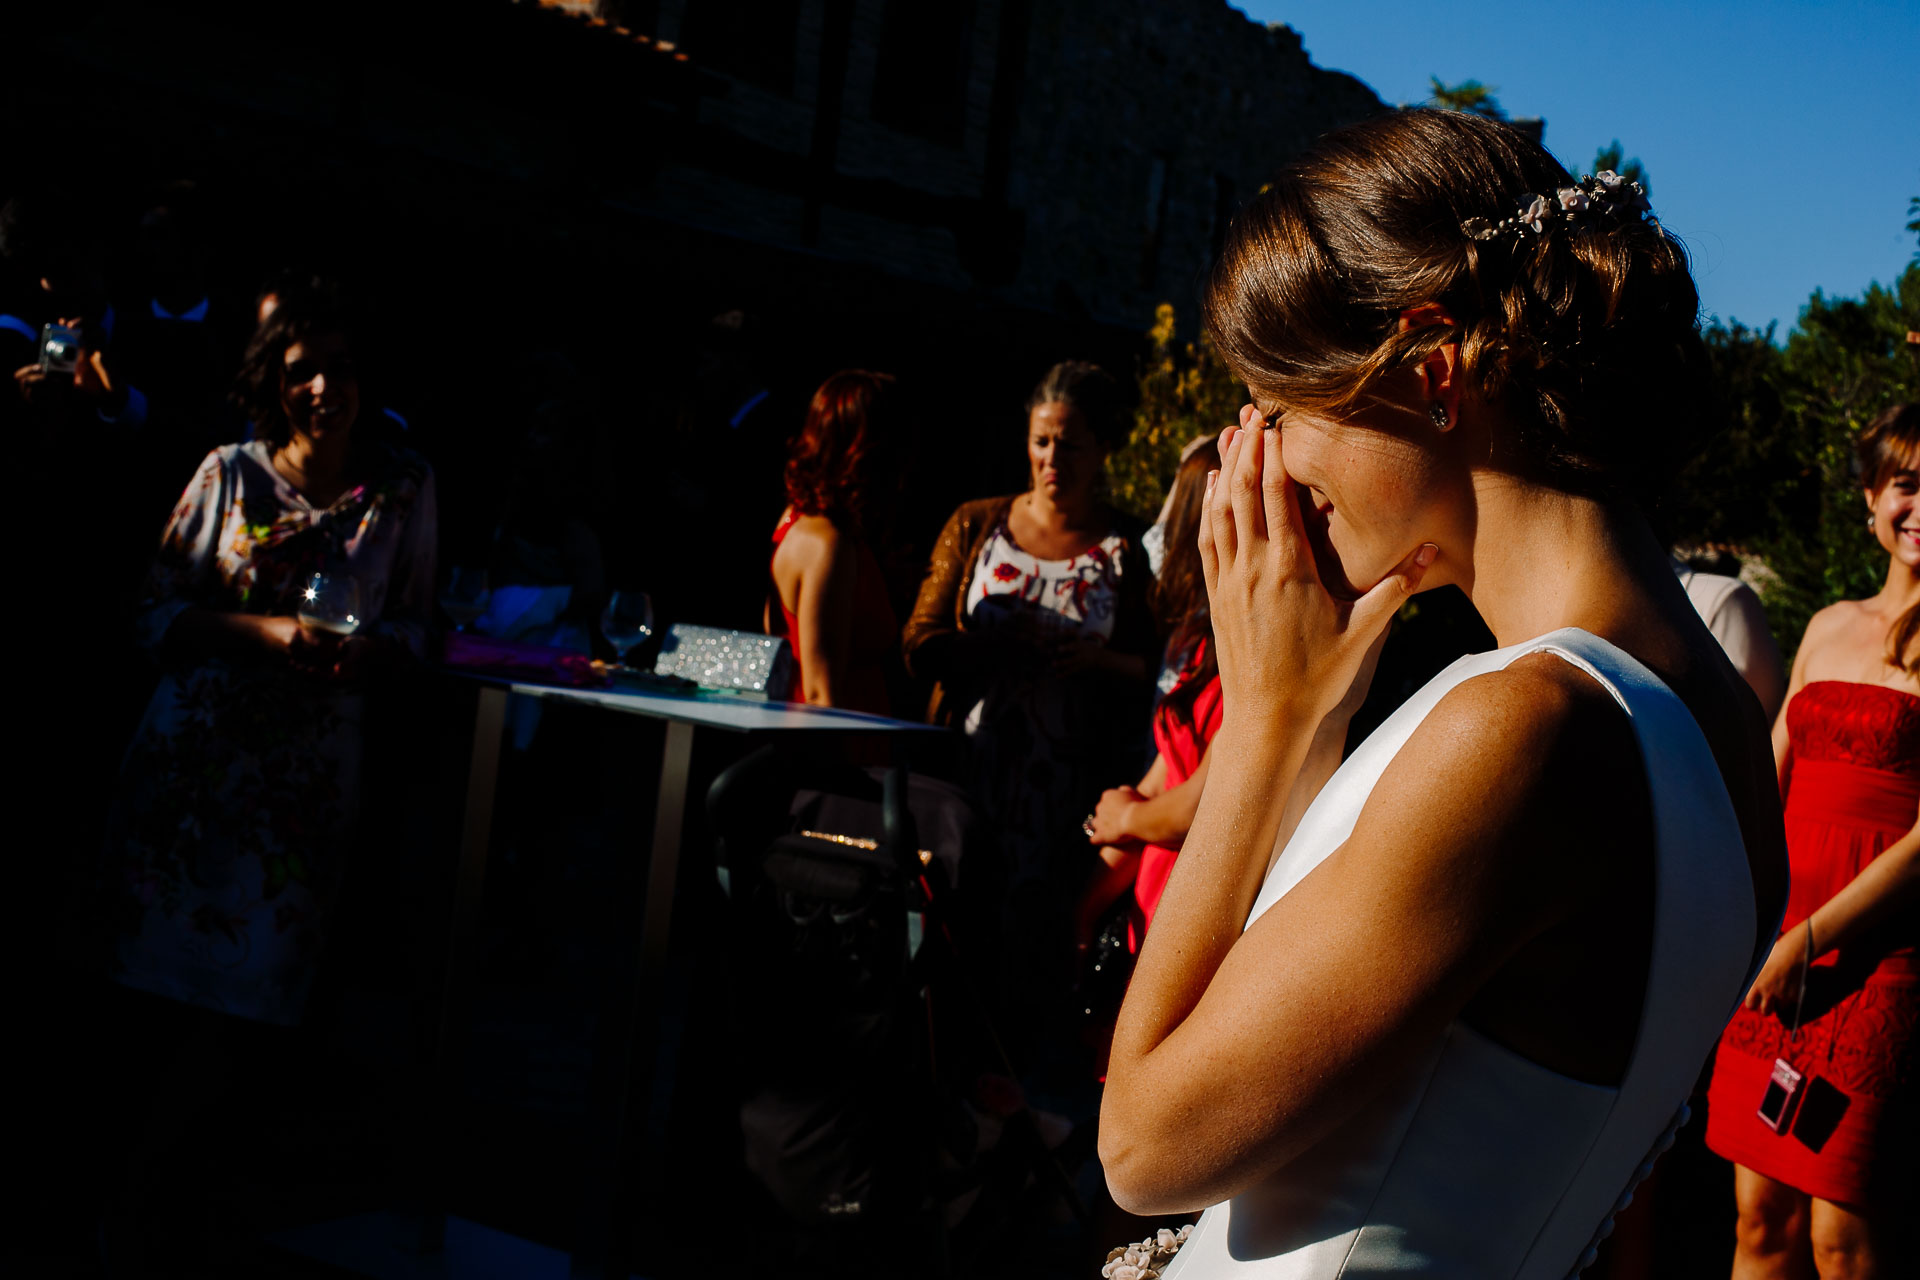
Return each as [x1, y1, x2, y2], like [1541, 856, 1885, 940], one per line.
[1161, 628, 1761, 1280]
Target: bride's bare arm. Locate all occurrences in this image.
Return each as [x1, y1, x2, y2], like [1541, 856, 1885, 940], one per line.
[1098, 415, 1619, 1215]
[1100, 662, 1620, 1214]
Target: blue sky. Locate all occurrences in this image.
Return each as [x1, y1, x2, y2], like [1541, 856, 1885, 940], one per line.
[1232, 0, 1918, 335]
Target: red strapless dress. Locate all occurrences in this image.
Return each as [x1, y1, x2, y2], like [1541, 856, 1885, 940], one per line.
[1705, 681, 1920, 1206]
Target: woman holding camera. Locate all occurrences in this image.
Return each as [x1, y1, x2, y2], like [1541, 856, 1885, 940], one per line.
[1706, 403, 1918, 1280]
[1096, 110, 1787, 1278]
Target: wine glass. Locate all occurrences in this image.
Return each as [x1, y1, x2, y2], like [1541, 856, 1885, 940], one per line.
[298, 571, 363, 637]
[439, 566, 490, 632]
[600, 590, 654, 668]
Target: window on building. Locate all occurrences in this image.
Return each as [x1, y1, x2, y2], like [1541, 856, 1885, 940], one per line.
[870, 0, 976, 146]
[679, 0, 801, 95]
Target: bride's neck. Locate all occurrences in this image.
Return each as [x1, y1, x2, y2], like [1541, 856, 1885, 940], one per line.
[1456, 478, 1666, 649]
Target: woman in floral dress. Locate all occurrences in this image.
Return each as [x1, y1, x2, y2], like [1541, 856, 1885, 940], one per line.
[903, 363, 1155, 1047]
[104, 288, 436, 1026]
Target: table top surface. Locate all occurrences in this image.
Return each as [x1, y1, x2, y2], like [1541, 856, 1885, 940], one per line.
[476, 673, 947, 734]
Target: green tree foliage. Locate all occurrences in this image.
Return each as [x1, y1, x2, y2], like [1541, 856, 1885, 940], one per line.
[1107, 304, 1245, 520]
[1590, 140, 1650, 199]
[1672, 260, 1920, 660]
[1427, 77, 1506, 120]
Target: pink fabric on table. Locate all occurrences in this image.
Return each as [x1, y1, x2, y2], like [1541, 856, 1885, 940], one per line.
[443, 632, 608, 688]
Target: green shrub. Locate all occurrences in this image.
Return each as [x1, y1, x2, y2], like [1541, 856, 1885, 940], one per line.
[1728, 262, 1919, 660]
[1107, 304, 1246, 520]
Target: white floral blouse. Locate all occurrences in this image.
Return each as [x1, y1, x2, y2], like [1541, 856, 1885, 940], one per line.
[106, 439, 437, 1025]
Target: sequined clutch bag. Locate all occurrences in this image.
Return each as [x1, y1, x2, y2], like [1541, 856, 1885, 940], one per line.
[653, 624, 796, 698]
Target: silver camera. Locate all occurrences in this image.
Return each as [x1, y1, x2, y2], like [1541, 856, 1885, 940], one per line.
[39, 323, 81, 375]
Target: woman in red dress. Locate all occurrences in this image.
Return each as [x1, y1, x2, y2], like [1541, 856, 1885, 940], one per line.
[1079, 438, 1225, 953]
[1707, 403, 1920, 1279]
[767, 369, 901, 715]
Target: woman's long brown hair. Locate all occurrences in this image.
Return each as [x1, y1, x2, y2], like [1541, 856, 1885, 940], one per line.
[783, 369, 897, 531]
[1153, 435, 1224, 729]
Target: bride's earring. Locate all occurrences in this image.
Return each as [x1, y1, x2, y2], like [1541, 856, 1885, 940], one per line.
[1429, 403, 1451, 431]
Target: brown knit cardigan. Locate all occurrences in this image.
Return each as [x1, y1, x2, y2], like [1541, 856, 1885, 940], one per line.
[901, 494, 1158, 726]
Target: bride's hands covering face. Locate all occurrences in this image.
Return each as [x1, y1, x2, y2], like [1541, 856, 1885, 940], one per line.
[1200, 407, 1437, 738]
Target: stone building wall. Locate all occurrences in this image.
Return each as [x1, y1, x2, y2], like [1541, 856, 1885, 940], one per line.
[1008, 0, 1382, 323]
[614, 0, 1384, 329]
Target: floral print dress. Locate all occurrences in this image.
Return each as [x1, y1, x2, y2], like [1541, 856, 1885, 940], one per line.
[961, 515, 1129, 894]
[106, 439, 436, 1025]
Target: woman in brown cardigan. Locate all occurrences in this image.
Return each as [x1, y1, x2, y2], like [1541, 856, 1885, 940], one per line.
[903, 362, 1157, 1036]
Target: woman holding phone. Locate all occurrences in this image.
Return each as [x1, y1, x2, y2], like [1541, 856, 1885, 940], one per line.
[1706, 403, 1918, 1280]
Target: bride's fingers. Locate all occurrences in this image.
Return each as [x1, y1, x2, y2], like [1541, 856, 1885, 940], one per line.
[1209, 428, 1243, 565]
[1228, 415, 1267, 543]
[1347, 541, 1439, 644]
[1238, 402, 1264, 432]
[1259, 426, 1302, 571]
[1198, 468, 1220, 586]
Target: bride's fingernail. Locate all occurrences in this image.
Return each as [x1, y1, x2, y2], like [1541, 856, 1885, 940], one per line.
[1415, 543, 1438, 567]
[1207, 470, 1220, 494]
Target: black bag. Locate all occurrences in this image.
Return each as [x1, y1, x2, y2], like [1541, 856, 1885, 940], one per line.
[1073, 896, 1136, 1025]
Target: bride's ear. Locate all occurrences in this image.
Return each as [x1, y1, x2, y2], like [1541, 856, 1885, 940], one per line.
[1398, 303, 1462, 430]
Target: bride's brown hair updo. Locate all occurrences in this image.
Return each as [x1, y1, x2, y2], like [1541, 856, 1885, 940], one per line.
[1204, 109, 1711, 500]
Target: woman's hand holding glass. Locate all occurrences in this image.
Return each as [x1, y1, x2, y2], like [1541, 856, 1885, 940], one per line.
[1199, 411, 1435, 746]
[253, 615, 340, 676]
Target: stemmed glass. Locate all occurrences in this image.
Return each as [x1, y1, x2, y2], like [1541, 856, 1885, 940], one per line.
[297, 571, 363, 637]
[439, 566, 491, 632]
[600, 590, 655, 669]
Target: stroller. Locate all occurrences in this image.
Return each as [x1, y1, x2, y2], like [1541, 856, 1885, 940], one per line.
[707, 745, 1088, 1275]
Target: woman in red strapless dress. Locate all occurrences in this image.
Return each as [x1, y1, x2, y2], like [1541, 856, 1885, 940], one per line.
[1708, 404, 1919, 1279]
[767, 370, 901, 716]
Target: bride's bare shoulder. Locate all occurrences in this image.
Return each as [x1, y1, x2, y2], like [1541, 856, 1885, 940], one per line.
[1364, 654, 1644, 866]
[1395, 653, 1637, 775]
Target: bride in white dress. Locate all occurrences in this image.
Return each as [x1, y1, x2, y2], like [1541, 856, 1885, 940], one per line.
[1098, 110, 1788, 1278]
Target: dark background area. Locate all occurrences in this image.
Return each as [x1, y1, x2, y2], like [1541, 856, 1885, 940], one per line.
[3, 3, 1164, 1274]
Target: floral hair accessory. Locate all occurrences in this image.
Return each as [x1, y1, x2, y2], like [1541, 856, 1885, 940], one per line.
[1461, 171, 1652, 242]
